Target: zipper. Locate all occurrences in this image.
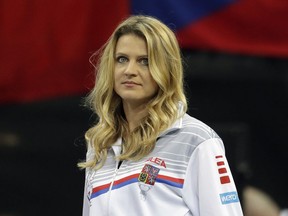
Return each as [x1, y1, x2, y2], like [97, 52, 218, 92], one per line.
[107, 139, 122, 215]
[106, 160, 121, 215]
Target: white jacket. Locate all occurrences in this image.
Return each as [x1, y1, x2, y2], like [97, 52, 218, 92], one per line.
[82, 114, 243, 216]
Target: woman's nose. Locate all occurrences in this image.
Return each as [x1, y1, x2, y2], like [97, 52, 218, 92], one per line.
[124, 61, 138, 76]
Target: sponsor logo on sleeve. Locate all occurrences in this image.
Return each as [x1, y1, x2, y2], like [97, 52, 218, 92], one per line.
[220, 191, 240, 204]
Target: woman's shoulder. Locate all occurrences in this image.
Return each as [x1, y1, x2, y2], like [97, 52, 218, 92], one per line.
[180, 113, 220, 140]
[156, 113, 222, 158]
[159, 113, 221, 145]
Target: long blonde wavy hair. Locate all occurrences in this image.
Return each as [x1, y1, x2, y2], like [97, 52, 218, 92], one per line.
[78, 15, 187, 170]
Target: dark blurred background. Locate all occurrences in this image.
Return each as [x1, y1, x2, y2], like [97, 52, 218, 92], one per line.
[1, 1, 287, 215]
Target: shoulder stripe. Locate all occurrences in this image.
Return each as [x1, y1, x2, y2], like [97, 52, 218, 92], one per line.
[156, 174, 184, 188]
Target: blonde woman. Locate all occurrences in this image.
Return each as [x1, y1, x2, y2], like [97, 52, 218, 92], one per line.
[79, 15, 243, 216]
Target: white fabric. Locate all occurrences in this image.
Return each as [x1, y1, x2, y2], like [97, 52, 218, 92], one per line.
[82, 114, 244, 216]
[280, 209, 288, 216]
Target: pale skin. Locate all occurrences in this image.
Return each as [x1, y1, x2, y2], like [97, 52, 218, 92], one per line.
[114, 34, 159, 131]
[243, 186, 280, 216]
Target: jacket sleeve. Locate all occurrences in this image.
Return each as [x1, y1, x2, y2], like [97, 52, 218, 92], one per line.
[82, 144, 94, 216]
[82, 168, 90, 216]
[182, 138, 244, 216]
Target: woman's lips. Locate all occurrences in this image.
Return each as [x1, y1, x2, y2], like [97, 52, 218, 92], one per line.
[122, 81, 140, 87]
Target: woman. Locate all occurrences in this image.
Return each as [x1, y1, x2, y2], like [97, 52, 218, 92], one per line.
[79, 15, 243, 216]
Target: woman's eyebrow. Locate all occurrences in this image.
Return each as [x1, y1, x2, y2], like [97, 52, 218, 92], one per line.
[115, 53, 148, 58]
[115, 52, 127, 56]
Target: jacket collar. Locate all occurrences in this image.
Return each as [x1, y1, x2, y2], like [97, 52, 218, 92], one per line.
[158, 102, 185, 138]
[112, 102, 185, 152]
[158, 114, 183, 138]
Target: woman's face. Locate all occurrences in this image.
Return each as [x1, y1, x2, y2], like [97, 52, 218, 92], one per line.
[114, 34, 159, 107]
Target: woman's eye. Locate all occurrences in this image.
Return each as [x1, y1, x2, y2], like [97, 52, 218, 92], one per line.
[139, 58, 149, 66]
[117, 56, 128, 63]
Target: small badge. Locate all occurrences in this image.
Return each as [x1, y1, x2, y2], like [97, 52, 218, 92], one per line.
[138, 164, 160, 200]
[220, 191, 240, 204]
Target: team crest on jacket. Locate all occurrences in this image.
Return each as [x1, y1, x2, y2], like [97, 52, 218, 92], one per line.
[138, 163, 161, 200]
[138, 164, 160, 185]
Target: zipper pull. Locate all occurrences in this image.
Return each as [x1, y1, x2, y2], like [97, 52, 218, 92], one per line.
[117, 160, 123, 169]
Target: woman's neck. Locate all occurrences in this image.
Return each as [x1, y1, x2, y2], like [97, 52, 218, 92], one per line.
[123, 102, 148, 132]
